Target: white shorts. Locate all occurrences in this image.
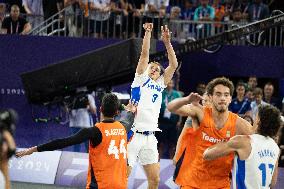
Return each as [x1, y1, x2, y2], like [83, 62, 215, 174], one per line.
[127, 132, 159, 167]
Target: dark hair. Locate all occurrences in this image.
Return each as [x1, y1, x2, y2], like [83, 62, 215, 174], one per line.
[196, 82, 206, 95]
[246, 87, 253, 93]
[253, 87, 263, 96]
[236, 82, 246, 90]
[264, 82, 274, 87]
[258, 105, 281, 138]
[101, 93, 120, 117]
[206, 77, 234, 96]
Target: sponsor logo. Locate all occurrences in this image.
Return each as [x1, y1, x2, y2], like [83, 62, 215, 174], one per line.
[202, 132, 228, 143]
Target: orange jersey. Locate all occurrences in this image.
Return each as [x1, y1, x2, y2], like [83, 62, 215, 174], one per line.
[174, 127, 198, 184]
[175, 107, 237, 189]
[175, 127, 194, 160]
[86, 121, 127, 189]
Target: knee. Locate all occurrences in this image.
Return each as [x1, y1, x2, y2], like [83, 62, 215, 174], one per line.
[148, 175, 160, 185]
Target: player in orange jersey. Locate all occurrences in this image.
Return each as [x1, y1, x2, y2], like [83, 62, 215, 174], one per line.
[173, 92, 211, 165]
[173, 92, 211, 186]
[167, 77, 255, 189]
[16, 93, 136, 189]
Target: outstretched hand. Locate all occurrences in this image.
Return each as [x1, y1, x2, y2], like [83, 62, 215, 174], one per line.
[123, 101, 138, 114]
[186, 92, 204, 105]
[161, 25, 171, 44]
[16, 146, 37, 158]
[143, 23, 153, 33]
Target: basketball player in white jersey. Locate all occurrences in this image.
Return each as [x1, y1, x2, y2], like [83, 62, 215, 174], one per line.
[203, 104, 281, 189]
[127, 23, 178, 189]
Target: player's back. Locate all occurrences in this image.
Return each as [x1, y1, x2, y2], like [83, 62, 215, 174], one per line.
[232, 134, 280, 189]
[86, 121, 127, 189]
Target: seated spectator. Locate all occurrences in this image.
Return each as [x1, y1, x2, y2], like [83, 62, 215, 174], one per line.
[223, 0, 234, 22]
[263, 82, 280, 108]
[1, 4, 31, 34]
[245, 87, 254, 101]
[181, 0, 195, 20]
[250, 87, 269, 120]
[247, 0, 269, 22]
[194, 0, 215, 22]
[170, 6, 181, 19]
[213, 0, 225, 24]
[232, 7, 245, 23]
[229, 82, 251, 116]
[193, 0, 215, 38]
[247, 76, 258, 90]
[235, 0, 250, 20]
[180, 0, 195, 38]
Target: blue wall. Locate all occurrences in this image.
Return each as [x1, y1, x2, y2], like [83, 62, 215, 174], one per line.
[0, 35, 283, 150]
[178, 45, 284, 95]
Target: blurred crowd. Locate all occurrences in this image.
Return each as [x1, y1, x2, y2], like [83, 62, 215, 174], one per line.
[0, 0, 283, 38]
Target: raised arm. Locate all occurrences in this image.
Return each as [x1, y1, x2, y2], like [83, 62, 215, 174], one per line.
[118, 102, 137, 132]
[136, 23, 153, 74]
[161, 25, 178, 85]
[167, 93, 203, 118]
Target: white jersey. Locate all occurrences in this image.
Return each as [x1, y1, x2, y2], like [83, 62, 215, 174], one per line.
[232, 134, 280, 189]
[131, 71, 166, 131]
[0, 170, 5, 189]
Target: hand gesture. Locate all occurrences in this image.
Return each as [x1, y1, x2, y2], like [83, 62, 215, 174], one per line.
[16, 146, 37, 158]
[186, 92, 203, 105]
[143, 23, 153, 33]
[123, 101, 138, 114]
[161, 25, 171, 44]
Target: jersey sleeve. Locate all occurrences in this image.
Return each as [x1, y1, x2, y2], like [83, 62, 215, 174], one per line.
[130, 70, 149, 104]
[37, 127, 102, 152]
[131, 71, 149, 88]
